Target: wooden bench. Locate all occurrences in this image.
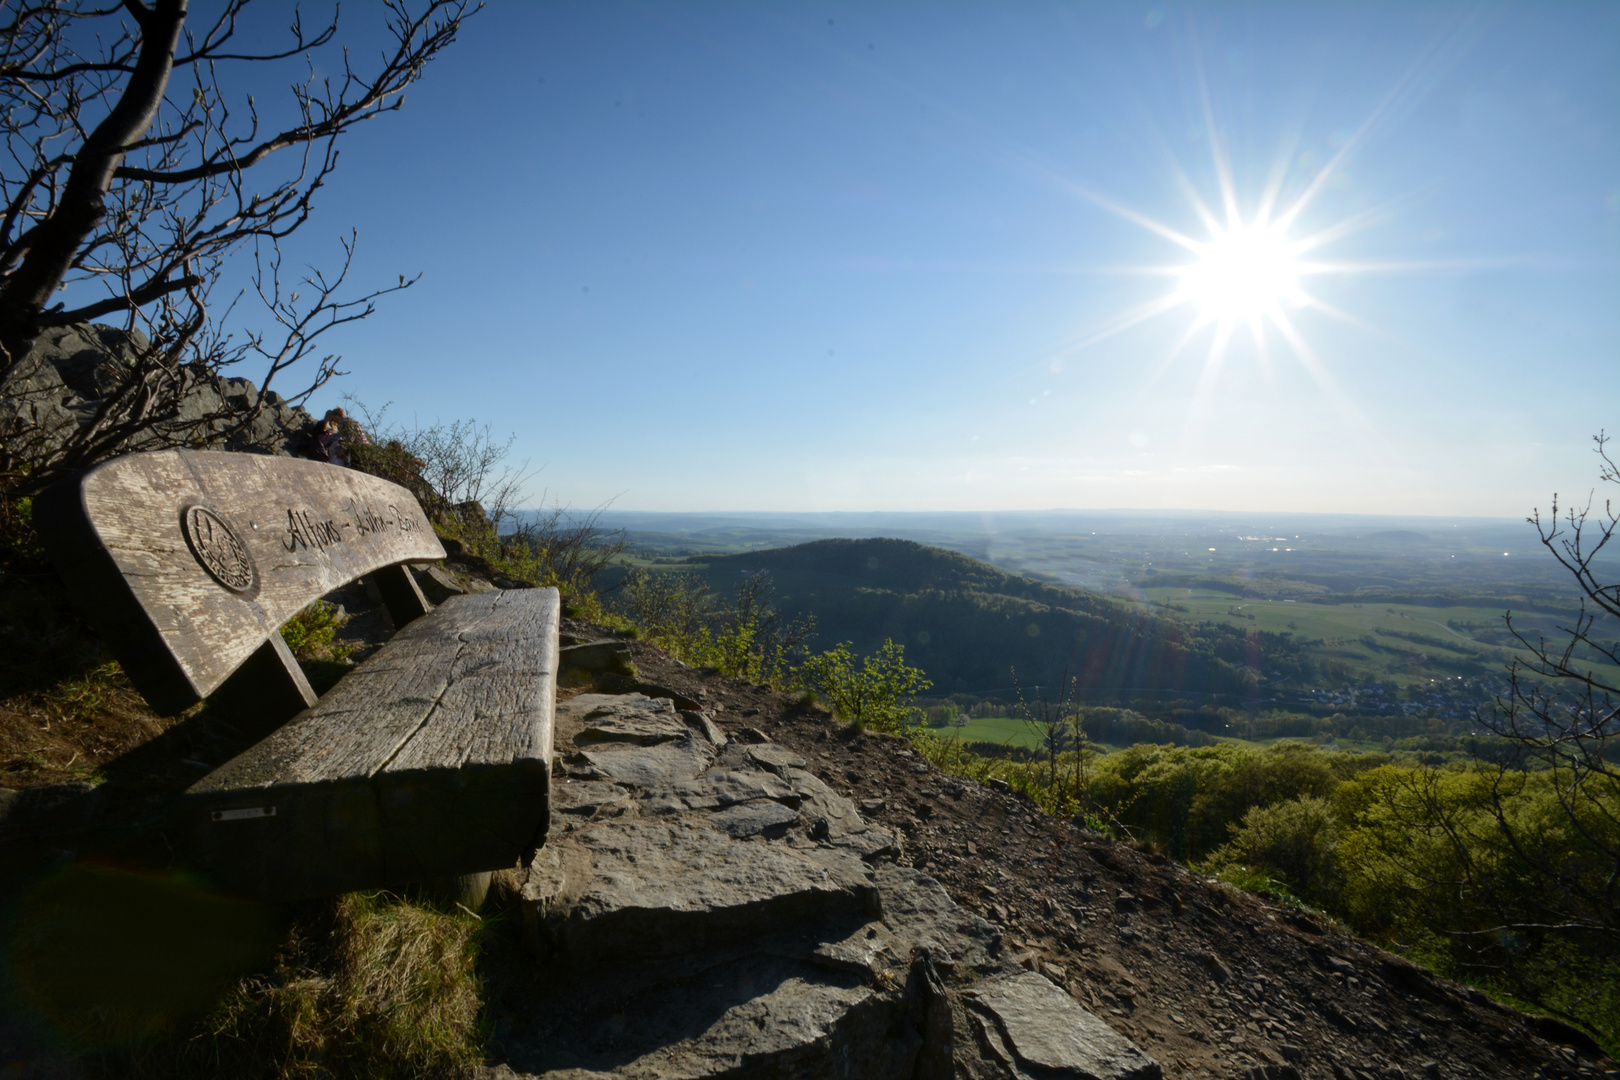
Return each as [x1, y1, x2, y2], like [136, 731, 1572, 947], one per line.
[35, 449, 558, 902]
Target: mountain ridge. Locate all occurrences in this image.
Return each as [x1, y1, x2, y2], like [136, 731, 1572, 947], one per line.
[681, 537, 1313, 704]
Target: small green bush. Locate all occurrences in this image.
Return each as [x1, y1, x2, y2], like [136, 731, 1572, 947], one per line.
[614, 568, 813, 686]
[795, 638, 932, 734]
[1203, 795, 1341, 905]
[279, 601, 344, 660]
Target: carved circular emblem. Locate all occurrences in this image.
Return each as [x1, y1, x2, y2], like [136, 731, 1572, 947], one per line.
[181, 505, 257, 594]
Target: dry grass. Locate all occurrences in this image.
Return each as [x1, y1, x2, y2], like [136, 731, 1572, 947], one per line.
[100, 891, 487, 1079]
[0, 659, 174, 789]
[0, 547, 183, 790]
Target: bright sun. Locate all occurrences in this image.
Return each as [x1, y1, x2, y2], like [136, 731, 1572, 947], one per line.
[1054, 102, 1396, 406]
[1178, 221, 1304, 322]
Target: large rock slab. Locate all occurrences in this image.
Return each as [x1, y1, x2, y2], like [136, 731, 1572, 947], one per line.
[711, 799, 800, 837]
[570, 736, 715, 788]
[490, 956, 918, 1080]
[5, 323, 315, 458]
[577, 712, 691, 746]
[965, 971, 1162, 1080]
[873, 862, 996, 973]
[523, 819, 876, 964]
[671, 768, 796, 811]
[568, 694, 689, 745]
[784, 766, 870, 841]
[552, 779, 638, 820]
[505, 693, 1150, 1080]
[557, 693, 681, 734]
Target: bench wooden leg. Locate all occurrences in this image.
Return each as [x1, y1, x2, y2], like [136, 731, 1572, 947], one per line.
[208, 634, 318, 741]
[413, 871, 493, 913]
[371, 564, 432, 628]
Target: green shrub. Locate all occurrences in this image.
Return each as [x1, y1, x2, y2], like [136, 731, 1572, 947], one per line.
[614, 568, 813, 685]
[279, 601, 344, 660]
[795, 638, 931, 734]
[1204, 795, 1341, 905]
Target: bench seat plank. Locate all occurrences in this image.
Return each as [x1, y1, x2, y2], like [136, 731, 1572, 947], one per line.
[182, 587, 560, 901]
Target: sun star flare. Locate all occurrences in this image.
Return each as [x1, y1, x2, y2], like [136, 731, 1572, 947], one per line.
[1178, 221, 1305, 323]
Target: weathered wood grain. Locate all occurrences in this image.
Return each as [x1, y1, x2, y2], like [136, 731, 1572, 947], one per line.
[35, 450, 446, 713]
[182, 587, 560, 901]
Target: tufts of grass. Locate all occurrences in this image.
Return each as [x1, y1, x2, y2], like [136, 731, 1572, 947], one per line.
[0, 659, 166, 788]
[111, 891, 486, 1080]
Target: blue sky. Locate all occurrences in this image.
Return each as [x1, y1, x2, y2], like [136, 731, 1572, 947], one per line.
[262, 1, 1617, 517]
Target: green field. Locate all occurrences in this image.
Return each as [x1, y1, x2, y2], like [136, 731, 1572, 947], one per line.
[931, 716, 1043, 749]
[1133, 587, 1620, 689]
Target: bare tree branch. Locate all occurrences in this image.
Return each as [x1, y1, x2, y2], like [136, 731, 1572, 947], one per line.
[0, 0, 472, 500]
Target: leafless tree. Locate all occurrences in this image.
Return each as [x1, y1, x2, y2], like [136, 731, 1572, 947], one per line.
[506, 500, 628, 599]
[1469, 431, 1620, 1005]
[0, 0, 471, 499]
[344, 398, 539, 531]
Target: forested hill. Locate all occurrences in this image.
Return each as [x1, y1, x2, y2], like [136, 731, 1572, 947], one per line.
[694, 538, 1314, 703]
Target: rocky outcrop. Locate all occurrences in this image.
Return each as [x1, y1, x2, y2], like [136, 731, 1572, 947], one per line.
[489, 692, 1159, 1080]
[0, 322, 315, 460]
[967, 971, 1162, 1080]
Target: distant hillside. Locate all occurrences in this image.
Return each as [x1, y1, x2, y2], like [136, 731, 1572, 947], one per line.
[689, 537, 1313, 703]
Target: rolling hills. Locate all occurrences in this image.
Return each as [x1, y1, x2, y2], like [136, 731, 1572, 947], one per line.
[673, 537, 1315, 705]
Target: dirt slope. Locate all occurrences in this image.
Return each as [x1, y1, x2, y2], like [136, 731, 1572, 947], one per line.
[580, 620, 1615, 1080]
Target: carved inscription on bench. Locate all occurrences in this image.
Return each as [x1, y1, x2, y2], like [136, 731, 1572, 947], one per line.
[283, 499, 419, 554]
[37, 450, 447, 712]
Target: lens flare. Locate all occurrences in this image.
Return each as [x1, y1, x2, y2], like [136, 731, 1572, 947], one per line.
[1178, 222, 1303, 321]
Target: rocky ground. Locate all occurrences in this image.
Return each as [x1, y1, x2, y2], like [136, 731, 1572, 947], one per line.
[3, 557, 1617, 1079]
[546, 619, 1617, 1080]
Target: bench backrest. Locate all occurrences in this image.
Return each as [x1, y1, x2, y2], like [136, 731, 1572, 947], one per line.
[37, 450, 446, 715]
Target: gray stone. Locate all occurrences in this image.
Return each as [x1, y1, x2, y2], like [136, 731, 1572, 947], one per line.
[711, 799, 799, 837]
[745, 743, 807, 776]
[680, 710, 729, 747]
[412, 564, 467, 604]
[0, 350, 81, 456]
[558, 693, 675, 727]
[672, 768, 797, 811]
[559, 639, 635, 676]
[811, 920, 906, 979]
[34, 323, 137, 400]
[498, 956, 915, 1080]
[964, 971, 1162, 1080]
[575, 735, 714, 788]
[505, 691, 1040, 1078]
[575, 711, 691, 747]
[170, 374, 224, 424]
[4, 322, 316, 461]
[525, 820, 876, 964]
[219, 376, 260, 410]
[874, 863, 995, 972]
[553, 779, 637, 819]
[630, 964, 895, 1079]
[785, 767, 866, 840]
[829, 825, 901, 862]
